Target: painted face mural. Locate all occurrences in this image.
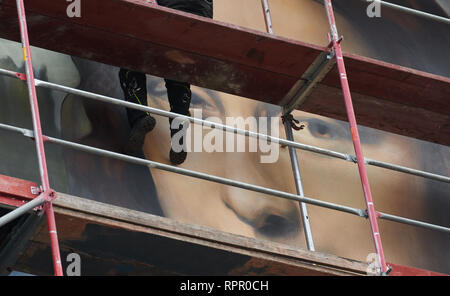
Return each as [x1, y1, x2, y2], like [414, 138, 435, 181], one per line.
[0, 0, 448, 273]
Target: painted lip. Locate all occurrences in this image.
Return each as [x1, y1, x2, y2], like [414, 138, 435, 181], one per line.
[225, 200, 301, 239]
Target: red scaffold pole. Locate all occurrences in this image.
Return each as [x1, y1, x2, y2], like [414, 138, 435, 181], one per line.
[323, 0, 388, 274]
[15, 0, 63, 276]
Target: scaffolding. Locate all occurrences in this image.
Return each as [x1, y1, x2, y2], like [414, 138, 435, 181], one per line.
[0, 0, 449, 276]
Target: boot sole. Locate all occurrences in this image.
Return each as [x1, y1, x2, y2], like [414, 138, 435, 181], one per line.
[124, 116, 156, 156]
[170, 149, 187, 165]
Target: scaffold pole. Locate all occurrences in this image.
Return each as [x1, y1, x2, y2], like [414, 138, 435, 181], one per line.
[323, 0, 388, 274]
[15, 0, 63, 276]
[261, 0, 315, 251]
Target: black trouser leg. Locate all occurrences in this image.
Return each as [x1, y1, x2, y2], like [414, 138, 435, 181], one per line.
[119, 68, 148, 127]
[165, 79, 191, 164]
[165, 79, 191, 156]
[165, 79, 191, 118]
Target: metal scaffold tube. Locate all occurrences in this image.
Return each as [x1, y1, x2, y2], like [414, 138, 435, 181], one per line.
[0, 196, 45, 228]
[262, 0, 315, 251]
[284, 122, 315, 251]
[378, 212, 450, 233]
[261, 0, 274, 34]
[366, 0, 450, 25]
[14, 0, 63, 276]
[1, 121, 449, 235]
[313, 0, 450, 24]
[15, 1, 49, 193]
[324, 0, 388, 274]
[31, 75, 354, 161]
[0, 67, 449, 185]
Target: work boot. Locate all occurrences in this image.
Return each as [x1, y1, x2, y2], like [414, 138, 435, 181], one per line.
[166, 79, 191, 165]
[119, 69, 156, 156]
[124, 116, 156, 157]
[169, 114, 190, 165]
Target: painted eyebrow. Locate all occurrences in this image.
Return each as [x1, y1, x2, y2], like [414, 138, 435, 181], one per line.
[210, 92, 225, 114]
[253, 104, 281, 118]
[191, 90, 225, 114]
[304, 117, 382, 145]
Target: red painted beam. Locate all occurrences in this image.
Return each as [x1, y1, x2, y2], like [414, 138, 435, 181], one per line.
[1, 174, 448, 276]
[0, 174, 38, 208]
[0, 174, 38, 199]
[0, 0, 449, 145]
[388, 263, 448, 276]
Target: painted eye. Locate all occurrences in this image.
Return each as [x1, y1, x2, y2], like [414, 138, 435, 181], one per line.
[313, 123, 331, 138]
[305, 118, 343, 140]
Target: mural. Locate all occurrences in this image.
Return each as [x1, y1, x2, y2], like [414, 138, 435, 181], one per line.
[0, 0, 448, 273]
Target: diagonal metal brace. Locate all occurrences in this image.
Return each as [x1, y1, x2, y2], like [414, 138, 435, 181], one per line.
[0, 190, 56, 228]
[282, 50, 336, 116]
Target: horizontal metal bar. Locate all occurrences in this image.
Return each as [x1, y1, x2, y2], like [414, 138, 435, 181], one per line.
[0, 122, 364, 217]
[373, 0, 450, 25]
[0, 195, 45, 228]
[313, 0, 450, 25]
[0, 68, 18, 79]
[33, 76, 352, 161]
[282, 51, 336, 115]
[379, 212, 450, 234]
[51, 138, 366, 216]
[365, 158, 450, 184]
[1, 67, 449, 185]
[32, 76, 450, 184]
[1, 122, 449, 234]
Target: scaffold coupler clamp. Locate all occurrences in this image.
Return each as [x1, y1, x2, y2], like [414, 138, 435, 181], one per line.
[33, 188, 57, 215]
[42, 189, 57, 203]
[327, 33, 344, 47]
[22, 129, 50, 143]
[364, 209, 382, 219]
[381, 265, 393, 276]
[15, 72, 26, 81]
[326, 34, 343, 59]
[282, 114, 305, 131]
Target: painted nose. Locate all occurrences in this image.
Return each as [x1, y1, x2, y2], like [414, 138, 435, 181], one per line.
[222, 185, 301, 239]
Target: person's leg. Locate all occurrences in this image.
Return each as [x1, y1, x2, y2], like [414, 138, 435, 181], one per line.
[162, 1, 213, 164]
[165, 79, 191, 165]
[119, 69, 150, 126]
[119, 68, 156, 156]
[157, 0, 213, 18]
